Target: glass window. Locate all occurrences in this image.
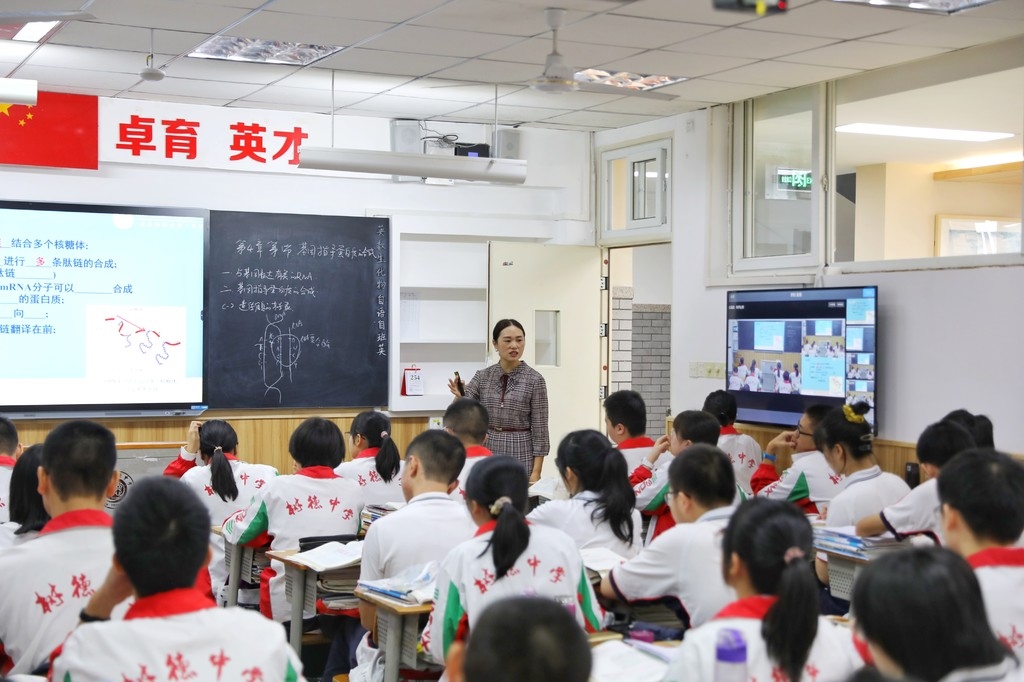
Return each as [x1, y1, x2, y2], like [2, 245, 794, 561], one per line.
[534, 310, 559, 366]
[600, 140, 671, 245]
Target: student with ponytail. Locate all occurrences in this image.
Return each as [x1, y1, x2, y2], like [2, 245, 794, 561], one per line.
[527, 429, 641, 558]
[422, 456, 603, 666]
[336, 410, 404, 505]
[178, 419, 277, 602]
[665, 498, 862, 682]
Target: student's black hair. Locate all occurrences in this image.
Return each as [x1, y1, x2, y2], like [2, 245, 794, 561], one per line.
[702, 390, 738, 426]
[289, 416, 345, 468]
[491, 318, 525, 343]
[556, 430, 636, 546]
[916, 420, 975, 468]
[722, 498, 819, 682]
[942, 409, 995, 449]
[668, 444, 735, 509]
[407, 430, 467, 485]
[198, 419, 239, 503]
[602, 390, 647, 437]
[464, 596, 592, 682]
[672, 410, 722, 446]
[465, 456, 530, 580]
[0, 417, 18, 455]
[938, 448, 1024, 544]
[852, 547, 1009, 681]
[813, 402, 873, 459]
[41, 420, 117, 501]
[113, 477, 211, 598]
[350, 410, 401, 483]
[444, 398, 489, 445]
[9, 444, 49, 534]
[803, 404, 832, 430]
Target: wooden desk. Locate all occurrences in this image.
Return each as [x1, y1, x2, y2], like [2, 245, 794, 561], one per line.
[354, 588, 434, 682]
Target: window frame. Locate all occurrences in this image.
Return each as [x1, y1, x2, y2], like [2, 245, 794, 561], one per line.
[599, 139, 672, 247]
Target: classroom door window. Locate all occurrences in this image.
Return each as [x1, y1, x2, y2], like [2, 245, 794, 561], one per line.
[534, 310, 560, 367]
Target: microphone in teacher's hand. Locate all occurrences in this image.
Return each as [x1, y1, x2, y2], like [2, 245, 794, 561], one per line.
[454, 371, 465, 396]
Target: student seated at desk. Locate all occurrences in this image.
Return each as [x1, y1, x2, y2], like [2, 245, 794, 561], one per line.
[751, 405, 846, 515]
[336, 410, 404, 505]
[853, 547, 1021, 682]
[223, 417, 365, 624]
[0, 417, 22, 524]
[600, 444, 735, 629]
[854, 419, 975, 542]
[943, 408, 995, 448]
[0, 421, 121, 676]
[421, 456, 603, 666]
[938, 449, 1024, 654]
[703, 391, 762, 496]
[0, 445, 49, 549]
[178, 419, 278, 602]
[350, 430, 475, 681]
[444, 596, 592, 682]
[527, 429, 641, 559]
[51, 477, 305, 682]
[629, 410, 721, 544]
[603, 390, 662, 473]
[443, 398, 493, 501]
[664, 499, 862, 682]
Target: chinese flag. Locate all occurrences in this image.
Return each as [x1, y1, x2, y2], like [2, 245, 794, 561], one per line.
[0, 91, 98, 170]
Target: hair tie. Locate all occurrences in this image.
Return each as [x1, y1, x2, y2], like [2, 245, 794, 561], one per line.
[783, 547, 805, 564]
[380, 430, 389, 439]
[213, 446, 223, 456]
[842, 404, 866, 424]
[489, 496, 512, 516]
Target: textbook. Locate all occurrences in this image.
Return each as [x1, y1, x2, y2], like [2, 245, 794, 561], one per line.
[580, 547, 628, 580]
[528, 476, 570, 500]
[357, 561, 438, 605]
[591, 640, 668, 682]
[289, 540, 363, 572]
[359, 502, 405, 535]
[813, 526, 901, 560]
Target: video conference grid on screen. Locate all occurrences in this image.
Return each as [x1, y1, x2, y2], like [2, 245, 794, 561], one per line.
[726, 287, 877, 430]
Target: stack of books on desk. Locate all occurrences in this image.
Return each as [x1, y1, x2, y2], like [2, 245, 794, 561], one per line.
[357, 561, 438, 605]
[359, 502, 405, 535]
[813, 526, 901, 560]
[289, 540, 364, 610]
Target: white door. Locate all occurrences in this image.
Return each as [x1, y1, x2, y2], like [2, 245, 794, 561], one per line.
[488, 242, 603, 476]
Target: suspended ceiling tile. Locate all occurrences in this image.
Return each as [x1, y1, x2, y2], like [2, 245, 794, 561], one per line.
[121, 91, 239, 107]
[0, 40, 39, 62]
[85, 0, 253, 33]
[710, 60, 862, 88]
[865, 16, 1024, 49]
[388, 79, 523, 103]
[653, 78, 783, 104]
[269, 0, 452, 23]
[499, 88, 624, 108]
[747, 2, 932, 40]
[235, 85, 371, 108]
[779, 40, 949, 71]
[666, 28, 838, 60]
[360, 25, 523, 58]
[444, 102, 574, 124]
[600, 51, 756, 79]
[431, 59, 541, 84]
[495, 0, 645, 11]
[317, 48, 464, 77]
[39, 85, 122, 98]
[51, 24, 209, 55]
[960, 1, 1024, 20]
[540, 109, 660, 128]
[26, 45, 162, 74]
[129, 76, 265, 99]
[226, 100, 332, 113]
[586, 95, 714, 116]
[229, 12, 393, 46]
[344, 93, 474, 117]
[410, 0, 590, 36]
[14, 64, 145, 90]
[558, 14, 721, 49]
[483, 37, 644, 68]
[187, 0, 269, 7]
[277, 69, 415, 93]
[608, 0, 754, 25]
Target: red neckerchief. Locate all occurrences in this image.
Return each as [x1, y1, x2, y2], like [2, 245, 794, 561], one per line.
[618, 436, 656, 450]
[474, 518, 530, 537]
[39, 509, 112, 535]
[720, 426, 741, 436]
[713, 595, 778, 620]
[465, 445, 492, 458]
[295, 466, 339, 479]
[0, 455, 15, 467]
[124, 587, 215, 620]
[967, 547, 1024, 569]
[355, 447, 379, 460]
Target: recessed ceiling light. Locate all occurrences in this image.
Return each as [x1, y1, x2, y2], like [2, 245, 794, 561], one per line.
[836, 122, 1015, 142]
[831, 0, 999, 14]
[575, 68, 685, 92]
[13, 21, 59, 43]
[189, 36, 343, 66]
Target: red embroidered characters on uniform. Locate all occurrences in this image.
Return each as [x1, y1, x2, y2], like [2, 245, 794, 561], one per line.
[123, 664, 156, 682]
[71, 573, 94, 599]
[307, 495, 323, 510]
[329, 497, 340, 512]
[165, 652, 197, 680]
[527, 555, 541, 575]
[209, 649, 231, 680]
[549, 566, 566, 583]
[1000, 625, 1024, 650]
[239, 473, 250, 486]
[35, 583, 65, 613]
[285, 497, 303, 515]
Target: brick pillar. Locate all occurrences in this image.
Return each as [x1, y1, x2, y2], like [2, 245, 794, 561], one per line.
[632, 303, 671, 436]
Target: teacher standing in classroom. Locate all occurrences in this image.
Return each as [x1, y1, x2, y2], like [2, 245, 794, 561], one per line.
[449, 318, 550, 482]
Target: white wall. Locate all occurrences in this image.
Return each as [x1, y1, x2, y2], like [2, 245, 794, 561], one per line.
[632, 243, 673, 305]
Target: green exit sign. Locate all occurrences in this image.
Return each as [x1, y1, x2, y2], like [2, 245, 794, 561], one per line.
[777, 168, 812, 192]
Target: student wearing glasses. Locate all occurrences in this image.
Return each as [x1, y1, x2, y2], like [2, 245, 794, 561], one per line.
[750, 405, 846, 516]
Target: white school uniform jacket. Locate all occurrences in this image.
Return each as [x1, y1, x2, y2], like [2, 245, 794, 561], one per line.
[755, 450, 847, 512]
[51, 588, 305, 682]
[180, 457, 279, 593]
[617, 437, 671, 477]
[223, 466, 365, 622]
[607, 507, 735, 628]
[0, 456, 13, 524]
[718, 427, 762, 496]
[422, 522, 604, 664]
[879, 477, 942, 542]
[360, 492, 476, 583]
[826, 466, 911, 528]
[663, 596, 863, 682]
[935, 658, 1024, 682]
[0, 510, 121, 675]
[335, 448, 405, 506]
[451, 445, 493, 501]
[0, 521, 36, 550]
[968, 548, 1024, 655]
[527, 490, 643, 559]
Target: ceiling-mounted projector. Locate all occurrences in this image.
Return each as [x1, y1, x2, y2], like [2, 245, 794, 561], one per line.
[713, 0, 787, 12]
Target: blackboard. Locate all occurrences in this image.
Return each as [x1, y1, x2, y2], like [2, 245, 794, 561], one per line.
[206, 211, 389, 408]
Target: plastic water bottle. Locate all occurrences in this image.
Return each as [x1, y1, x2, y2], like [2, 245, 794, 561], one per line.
[714, 628, 747, 682]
